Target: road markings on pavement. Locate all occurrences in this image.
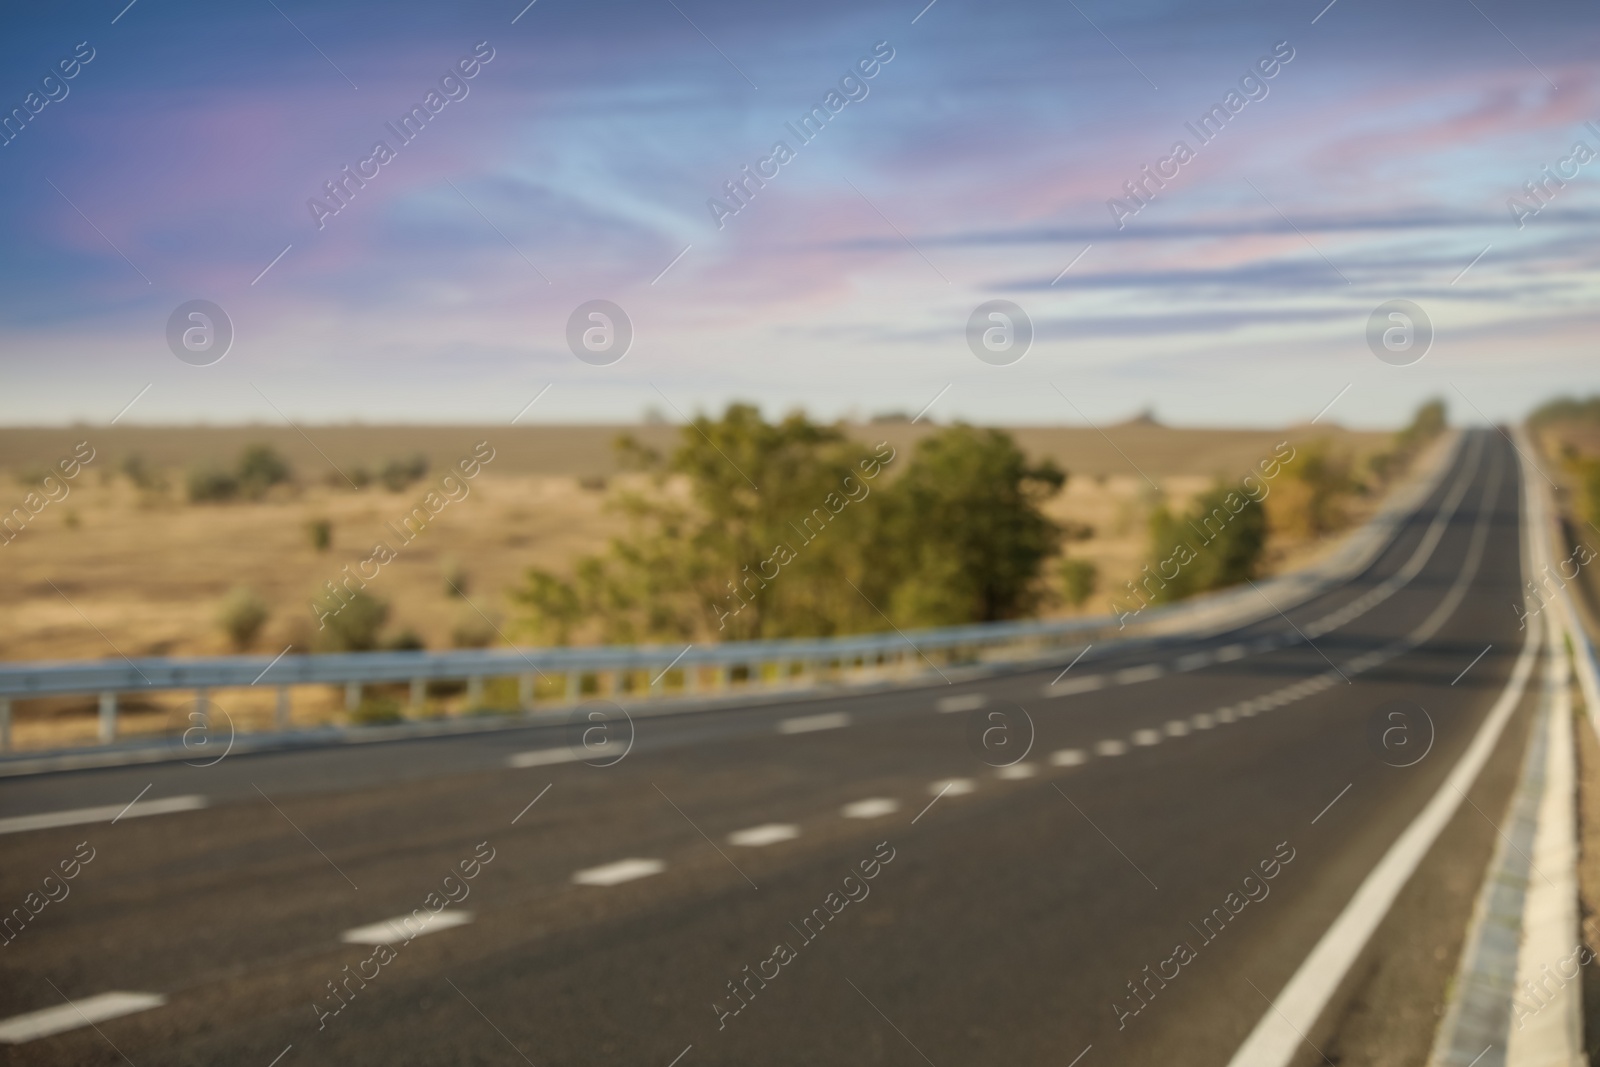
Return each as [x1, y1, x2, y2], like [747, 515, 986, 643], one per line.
[1191, 713, 1215, 729]
[930, 778, 975, 796]
[778, 712, 851, 734]
[842, 797, 900, 819]
[341, 911, 473, 944]
[1216, 643, 1248, 662]
[728, 823, 799, 847]
[1050, 644, 1095, 686]
[1114, 664, 1165, 684]
[573, 858, 666, 886]
[508, 748, 581, 768]
[1225, 515, 1539, 1067]
[1175, 651, 1214, 671]
[936, 693, 988, 713]
[1164, 720, 1190, 737]
[0, 795, 207, 836]
[1095, 739, 1128, 757]
[1043, 674, 1106, 697]
[0, 992, 167, 1044]
[1050, 748, 1088, 766]
[997, 762, 1037, 779]
[1131, 729, 1162, 746]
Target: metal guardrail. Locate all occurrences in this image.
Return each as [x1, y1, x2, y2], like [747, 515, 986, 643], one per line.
[1518, 426, 1600, 726]
[0, 613, 1118, 748]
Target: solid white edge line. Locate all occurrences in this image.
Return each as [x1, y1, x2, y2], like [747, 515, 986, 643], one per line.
[1224, 439, 1539, 1067]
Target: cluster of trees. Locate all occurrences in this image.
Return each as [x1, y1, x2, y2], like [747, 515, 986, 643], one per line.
[512, 405, 1069, 644]
[188, 444, 294, 502]
[1136, 399, 1449, 606]
[114, 444, 433, 503]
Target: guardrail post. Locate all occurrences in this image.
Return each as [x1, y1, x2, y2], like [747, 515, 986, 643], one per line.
[345, 681, 361, 712]
[195, 687, 210, 728]
[98, 690, 117, 743]
[565, 670, 582, 703]
[275, 685, 291, 730]
[0, 698, 10, 751]
[409, 677, 425, 711]
[518, 673, 536, 711]
[467, 675, 485, 708]
[650, 666, 666, 697]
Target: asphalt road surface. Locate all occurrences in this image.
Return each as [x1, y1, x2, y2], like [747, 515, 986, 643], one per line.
[0, 428, 1543, 1066]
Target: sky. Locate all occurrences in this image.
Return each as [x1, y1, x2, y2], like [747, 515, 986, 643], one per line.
[0, 0, 1596, 430]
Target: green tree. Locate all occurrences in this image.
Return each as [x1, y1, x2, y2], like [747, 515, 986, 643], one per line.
[315, 590, 390, 652]
[237, 444, 293, 497]
[1060, 557, 1098, 607]
[884, 425, 1066, 626]
[1145, 482, 1268, 603]
[218, 587, 270, 650]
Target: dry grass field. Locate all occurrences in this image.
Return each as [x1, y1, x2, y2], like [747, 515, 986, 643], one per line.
[0, 420, 1393, 748]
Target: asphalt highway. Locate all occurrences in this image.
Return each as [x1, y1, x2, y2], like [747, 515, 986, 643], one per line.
[0, 429, 1543, 1066]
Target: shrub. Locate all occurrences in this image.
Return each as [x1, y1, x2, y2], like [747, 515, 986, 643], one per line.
[237, 444, 292, 498]
[386, 628, 426, 651]
[1060, 558, 1098, 607]
[307, 518, 332, 552]
[188, 466, 240, 502]
[442, 557, 468, 597]
[380, 454, 429, 492]
[219, 587, 270, 650]
[315, 590, 390, 652]
[452, 611, 497, 649]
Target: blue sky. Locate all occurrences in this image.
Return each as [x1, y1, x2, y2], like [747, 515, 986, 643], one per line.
[1, 0, 1596, 428]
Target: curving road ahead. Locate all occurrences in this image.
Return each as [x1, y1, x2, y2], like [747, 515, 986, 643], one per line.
[0, 428, 1543, 1067]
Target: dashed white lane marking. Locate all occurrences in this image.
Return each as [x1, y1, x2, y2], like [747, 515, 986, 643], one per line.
[1051, 748, 1088, 766]
[997, 763, 1037, 780]
[508, 748, 581, 768]
[0, 992, 167, 1044]
[0, 795, 207, 836]
[936, 694, 988, 713]
[778, 712, 851, 734]
[931, 778, 975, 796]
[1216, 643, 1248, 662]
[1165, 720, 1190, 737]
[1131, 729, 1162, 746]
[341, 910, 473, 945]
[842, 798, 900, 819]
[1191, 713, 1215, 729]
[1114, 664, 1165, 685]
[1044, 674, 1106, 697]
[1095, 739, 1128, 757]
[1216, 708, 1238, 723]
[727, 823, 799, 847]
[1175, 652, 1214, 671]
[573, 858, 666, 886]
